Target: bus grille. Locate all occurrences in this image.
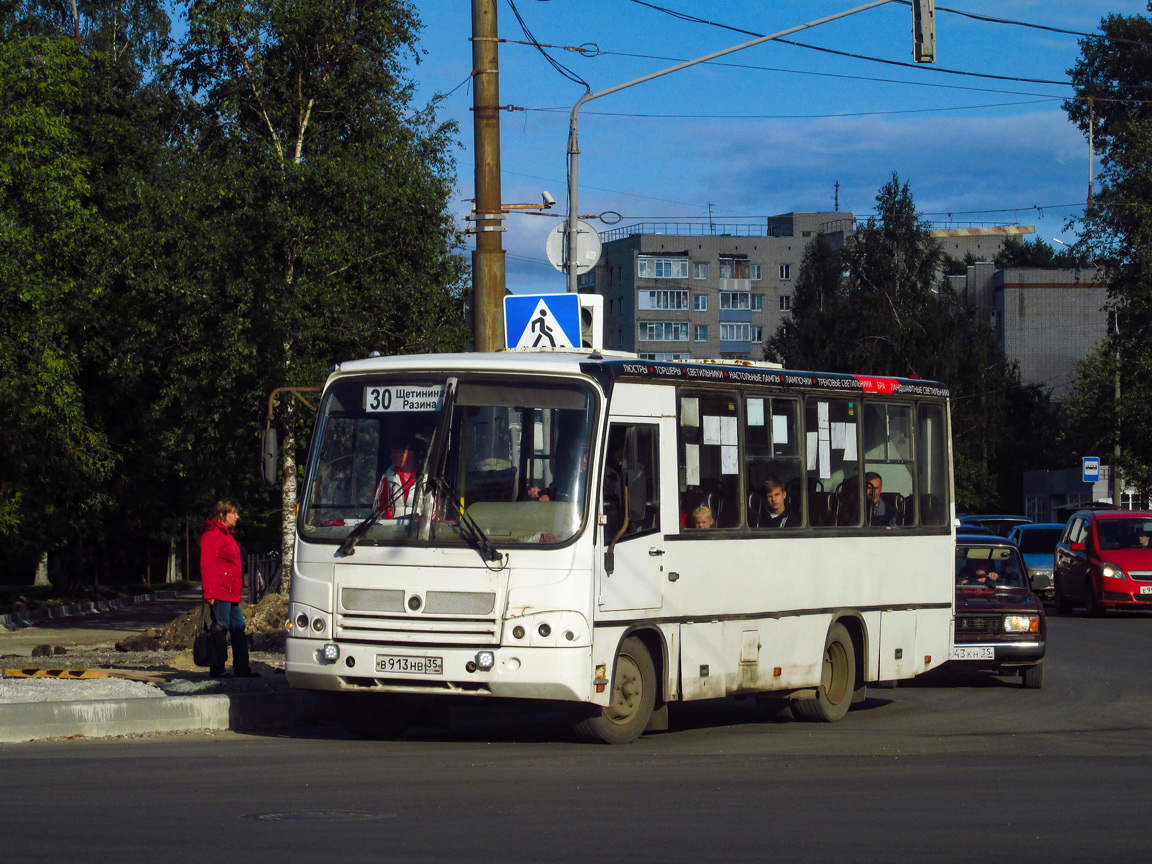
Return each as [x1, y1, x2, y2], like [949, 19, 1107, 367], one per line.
[337, 586, 499, 645]
[955, 615, 1002, 635]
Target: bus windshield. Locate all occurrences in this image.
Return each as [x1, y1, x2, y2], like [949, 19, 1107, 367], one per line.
[300, 376, 597, 549]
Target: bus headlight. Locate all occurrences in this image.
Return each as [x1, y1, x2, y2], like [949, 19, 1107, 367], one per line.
[1003, 615, 1039, 633]
[475, 650, 495, 671]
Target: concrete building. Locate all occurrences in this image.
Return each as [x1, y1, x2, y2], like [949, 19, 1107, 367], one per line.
[931, 225, 1036, 266]
[1023, 465, 1147, 522]
[582, 213, 852, 361]
[951, 263, 1108, 397]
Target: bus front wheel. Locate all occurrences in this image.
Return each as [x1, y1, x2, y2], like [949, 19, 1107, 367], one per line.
[573, 636, 656, 744]
[791, 623, 856, 723]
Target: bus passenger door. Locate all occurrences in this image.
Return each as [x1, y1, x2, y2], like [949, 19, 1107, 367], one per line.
[598, 420, 665, 612]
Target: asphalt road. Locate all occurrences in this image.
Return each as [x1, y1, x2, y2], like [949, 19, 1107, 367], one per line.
[4, 609, 1151, 863]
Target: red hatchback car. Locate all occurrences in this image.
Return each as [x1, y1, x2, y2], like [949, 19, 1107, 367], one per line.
[1053, 510, 1152, 615]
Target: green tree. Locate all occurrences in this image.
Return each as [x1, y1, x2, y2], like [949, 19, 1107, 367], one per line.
[768, 175, 1058, 511]
[172, 0, 468, 583]
[1064, 5, 1152, 499]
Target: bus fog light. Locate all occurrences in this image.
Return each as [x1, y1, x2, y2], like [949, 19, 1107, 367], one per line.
[323, 643, 340, 661]
[476, 650, 495, 671]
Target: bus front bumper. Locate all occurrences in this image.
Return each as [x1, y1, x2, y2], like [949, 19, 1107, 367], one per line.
[286, 637, 593, 703]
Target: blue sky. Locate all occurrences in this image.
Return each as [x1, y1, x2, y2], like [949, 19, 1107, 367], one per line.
[410, 1, 1144, 291]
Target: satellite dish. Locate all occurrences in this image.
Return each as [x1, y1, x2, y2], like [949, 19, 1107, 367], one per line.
[545, 220, 602, 275]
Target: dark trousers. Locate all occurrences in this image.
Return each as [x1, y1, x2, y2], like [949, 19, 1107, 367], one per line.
[210, 600, 250, 675]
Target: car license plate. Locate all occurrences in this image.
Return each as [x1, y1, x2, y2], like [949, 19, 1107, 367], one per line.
[375, 654, 443, 675]
[950, 645, 994, 660]
[1140, 585, 1152, 595]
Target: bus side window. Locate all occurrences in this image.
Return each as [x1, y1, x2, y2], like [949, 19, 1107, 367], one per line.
[603, 423, 660, 540]
[805, 398, 862, 528]
[864, 403, 914, 527]
[917, 403, 949, 526]
[745, 396, 802, 528]
[678, 392, 741, 529]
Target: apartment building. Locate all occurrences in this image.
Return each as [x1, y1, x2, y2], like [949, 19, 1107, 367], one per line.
[579, 213, 852, 361]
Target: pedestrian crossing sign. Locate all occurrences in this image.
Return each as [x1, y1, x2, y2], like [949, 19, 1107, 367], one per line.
[504, 293, 581, 350]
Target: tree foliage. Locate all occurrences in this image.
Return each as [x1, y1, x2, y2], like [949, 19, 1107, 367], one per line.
[768, 174, 1060, 511]
[0, 0, 467, 584]
[1063, 5, 1152, 498]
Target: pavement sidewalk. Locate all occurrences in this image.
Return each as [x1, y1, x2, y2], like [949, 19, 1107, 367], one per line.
[0, 591, 337, 743]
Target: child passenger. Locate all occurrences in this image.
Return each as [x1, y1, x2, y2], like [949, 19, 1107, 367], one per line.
[692, 504, 715, 529]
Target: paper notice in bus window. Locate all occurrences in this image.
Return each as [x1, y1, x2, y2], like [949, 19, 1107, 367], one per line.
[819, 440, 832, 479]
[721, 445, 738, 475]
[747, 398, 765, 426]
[844, 423, 858, 460]
[681, 397, 700, 427]
[721, 416, 737, 446]
[685, 443, 700, 486]
[772, 414, 789, 444]
[807, 432, 818, 471]
[703, 415, 720, 445]
[818, 401, 829, 429]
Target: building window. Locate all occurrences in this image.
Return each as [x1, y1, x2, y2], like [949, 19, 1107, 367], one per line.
[638, 256, 689, 279]
[638, 289, 688, 310]
[720, 323, 751, 342]
[639, 353, 690, 362]
[750, 326, 763, 342]
[719, 263, 732, 280]
[720, 292, 751, 310]
[750, 264, 762, 281]
[638, 320, 690, 342]
[751, 294, 763, 311]
[719, 258, 749, 279]
[779, 294, 792, 311]
[779, 264, 791, 280]
[694, 325, 708, 342]
[693, 262, 707, 280]
[693, 294, 707, 311]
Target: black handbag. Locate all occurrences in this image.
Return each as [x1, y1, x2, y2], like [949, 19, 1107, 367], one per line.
[193, 603, 229, 668]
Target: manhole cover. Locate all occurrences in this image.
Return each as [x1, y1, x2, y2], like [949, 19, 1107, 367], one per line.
[244, 811, 395, 822]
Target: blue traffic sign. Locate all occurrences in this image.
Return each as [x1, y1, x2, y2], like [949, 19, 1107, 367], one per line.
[1082, 456, 1100, 483]
[504, 293, 581, 350]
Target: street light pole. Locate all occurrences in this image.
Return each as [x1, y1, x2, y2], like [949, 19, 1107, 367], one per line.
[565, 0, 896, 293]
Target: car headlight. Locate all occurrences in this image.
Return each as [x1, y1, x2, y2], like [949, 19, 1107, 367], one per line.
[1102, 564, 1127, 580]
[1003, 615, 1040, 633]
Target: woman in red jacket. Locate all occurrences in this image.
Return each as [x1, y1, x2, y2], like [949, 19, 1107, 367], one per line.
[200, 498, 259, 678]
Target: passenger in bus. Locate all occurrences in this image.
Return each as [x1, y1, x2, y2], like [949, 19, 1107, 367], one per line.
[373, 433, 425, 519]
[865, 472, 902, 527]
[691, 504, 715, 529]
[761, 476, 795, 528]
[527, 435, 589, 503]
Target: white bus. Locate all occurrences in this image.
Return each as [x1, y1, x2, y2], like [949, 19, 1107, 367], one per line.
[284, 351, 954, 743]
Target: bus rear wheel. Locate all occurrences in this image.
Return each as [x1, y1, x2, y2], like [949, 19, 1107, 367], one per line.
[573, 636, 656, 744]
[791, 623, 856, 723]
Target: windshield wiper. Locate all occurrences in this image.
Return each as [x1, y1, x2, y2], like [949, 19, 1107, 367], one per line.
[430, 475, 503, 563]
[336, 482, 408, 557]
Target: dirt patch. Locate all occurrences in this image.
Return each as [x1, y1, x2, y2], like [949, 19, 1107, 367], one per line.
[115, 594, 288, 653]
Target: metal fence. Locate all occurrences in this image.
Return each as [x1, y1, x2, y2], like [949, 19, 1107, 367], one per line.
[244, 552, 281, 604]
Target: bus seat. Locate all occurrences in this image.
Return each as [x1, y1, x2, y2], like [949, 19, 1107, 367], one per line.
[747, 490, 766, 528]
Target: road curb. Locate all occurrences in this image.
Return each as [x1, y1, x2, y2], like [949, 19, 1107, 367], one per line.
[0, 592, 181, 632]
[0, 689, 338, 743]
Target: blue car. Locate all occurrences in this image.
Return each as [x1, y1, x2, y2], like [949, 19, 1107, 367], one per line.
[1007, 522, 1067, 597]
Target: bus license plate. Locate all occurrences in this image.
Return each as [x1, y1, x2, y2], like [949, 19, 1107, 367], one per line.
[376, 654, 443, 675]
[950, 645, 994, 660]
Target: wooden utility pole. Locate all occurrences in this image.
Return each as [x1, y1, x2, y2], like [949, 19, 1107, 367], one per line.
[471, 0, 506, 352]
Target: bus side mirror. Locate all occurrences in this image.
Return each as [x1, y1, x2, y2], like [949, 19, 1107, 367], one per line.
[260, 428, 279, 486]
